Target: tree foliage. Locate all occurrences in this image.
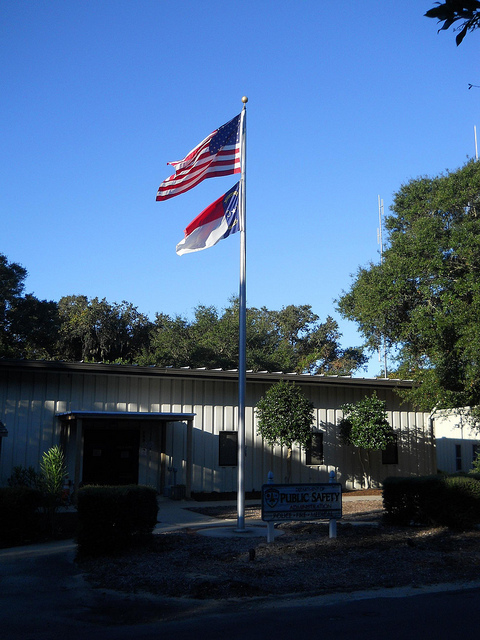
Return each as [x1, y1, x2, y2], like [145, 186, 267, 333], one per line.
[57, 295, 152, 363]
[471, 448, 480, 473]
[337, 160, 480, 412]
[425, 1, 480, 45]
[0, 251, 366, 375]
[339, 393, 395, 488]
[0, 254, 59, 359]
[256, 381, 315, 449]
[141, 298, 366, 375]
[339, 393, 394, 451]
[256, 381, 314, 481]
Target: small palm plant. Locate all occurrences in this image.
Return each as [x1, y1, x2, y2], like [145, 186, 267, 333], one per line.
[40, 445, 68, 532]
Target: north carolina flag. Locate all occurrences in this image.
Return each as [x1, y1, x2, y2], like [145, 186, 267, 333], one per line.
[156, 114, 241, 201]
[176, 183, 240, 255]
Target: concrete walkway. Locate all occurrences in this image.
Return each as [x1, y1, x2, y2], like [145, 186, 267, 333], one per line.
[154, 494, 382, 536]
[154, 496, 265, 534]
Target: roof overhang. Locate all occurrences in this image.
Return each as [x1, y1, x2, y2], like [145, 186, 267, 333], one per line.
[0, 359, 415, 390]
[56, 411, 196, 422]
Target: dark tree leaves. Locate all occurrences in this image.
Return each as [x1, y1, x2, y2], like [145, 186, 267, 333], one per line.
[425, 1, 480, 45]
[337, 160, 480, 412]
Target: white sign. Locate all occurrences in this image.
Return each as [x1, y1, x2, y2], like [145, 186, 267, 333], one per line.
[262, 483, 342, 522]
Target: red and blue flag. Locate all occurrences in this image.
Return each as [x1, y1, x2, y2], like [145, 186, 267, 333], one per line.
[176, 183, 239, 255]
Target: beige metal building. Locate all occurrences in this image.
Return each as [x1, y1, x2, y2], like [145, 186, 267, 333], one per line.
[0, 360, 436, 496]
[433, 409, 480, 474]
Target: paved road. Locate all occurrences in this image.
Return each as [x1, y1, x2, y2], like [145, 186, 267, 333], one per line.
[131, 587, 480, 639]
[1, 538, 480, 639]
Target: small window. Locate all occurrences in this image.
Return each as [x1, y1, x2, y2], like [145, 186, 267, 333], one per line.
[382, 435, 398, 465]
[455, 444, 462, 471]
[306, 432, 324, 465]
[219, 431, 237, 466]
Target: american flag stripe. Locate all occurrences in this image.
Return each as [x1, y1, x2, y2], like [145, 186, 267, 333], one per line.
[156, 114, 241, 202]
[161, 153, 240, 190]
[157, 144, 240, 197]
[165, 146, 240, 184]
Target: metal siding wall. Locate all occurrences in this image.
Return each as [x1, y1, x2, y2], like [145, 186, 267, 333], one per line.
[104, 374, 118, 411]
[163, 420, 187, 486]
[0, 366, 436, 491]
[249, 382, 265, 491]
[147, 378, 160, 413]
[0, 372, 7, 479]
[193, 379, 212, 492]
[1, 371, 23, 478]
[192, 379, 210, 492]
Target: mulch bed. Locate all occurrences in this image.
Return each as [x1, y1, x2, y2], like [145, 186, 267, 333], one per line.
[78, 521, 480, 600]
[77, 494, 480, 601]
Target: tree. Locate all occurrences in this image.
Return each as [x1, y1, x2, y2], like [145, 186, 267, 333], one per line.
[0, 253, 59, 359]
[425, 1, 480, 45]
[8, 294, 60, 359]
[337, 160, 480, 415]
[1, 251, 366, 374]
[338, 393, 395, 488]
[471, 449, 480, 473]
[256, 381, 314, 482]
[143, 299, 366, 375]
[57, 295, 152, 362]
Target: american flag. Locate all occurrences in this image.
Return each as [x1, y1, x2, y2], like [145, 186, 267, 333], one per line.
[156, 113, 242, 201]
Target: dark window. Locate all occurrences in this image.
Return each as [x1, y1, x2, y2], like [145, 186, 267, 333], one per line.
[219, 431, 238, 466]
[455, 444, 462, 471]
[382, 435, 398, 465]
[306, 432, 324, 465]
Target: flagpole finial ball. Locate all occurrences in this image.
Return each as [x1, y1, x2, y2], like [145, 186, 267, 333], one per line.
[242, 96, 248, 104]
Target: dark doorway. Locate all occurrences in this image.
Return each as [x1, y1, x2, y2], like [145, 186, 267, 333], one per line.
[83, 426, 140, 486]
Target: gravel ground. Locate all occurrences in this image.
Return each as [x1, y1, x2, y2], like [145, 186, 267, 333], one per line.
[77, 497, 480, 600]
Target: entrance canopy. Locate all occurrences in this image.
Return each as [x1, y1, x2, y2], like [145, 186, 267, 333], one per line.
[56, 410, 196, 422]
[56, 410, 196, 496]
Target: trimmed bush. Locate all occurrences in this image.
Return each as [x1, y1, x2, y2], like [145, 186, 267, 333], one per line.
[382, 477, 415, 525]
[0, 486, 43, 547]
[383, 474, 480, 529]
[7, 465, 42, 489]
[76, 485, 158, 555]
[441, 476, 480, 530]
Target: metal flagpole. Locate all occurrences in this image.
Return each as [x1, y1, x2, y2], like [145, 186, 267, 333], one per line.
[236, 96, 248, 531]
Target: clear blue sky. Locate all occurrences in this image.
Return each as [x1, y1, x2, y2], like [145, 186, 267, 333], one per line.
[2, 0, 479, 376]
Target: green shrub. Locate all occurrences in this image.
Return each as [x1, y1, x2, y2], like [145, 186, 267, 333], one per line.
[39, 446, 68, 534]
[383, 474, 480, 529]
[6, 451, 68, 537]
[0, 486, 43, 547]
[7, 465, 42, 489]
[76, 485, 158, 555]
[40, 446, 67, 499]
[382, 476, 443, 525]
[383, 477, 417, 525]
[440, 476, 480, 530]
